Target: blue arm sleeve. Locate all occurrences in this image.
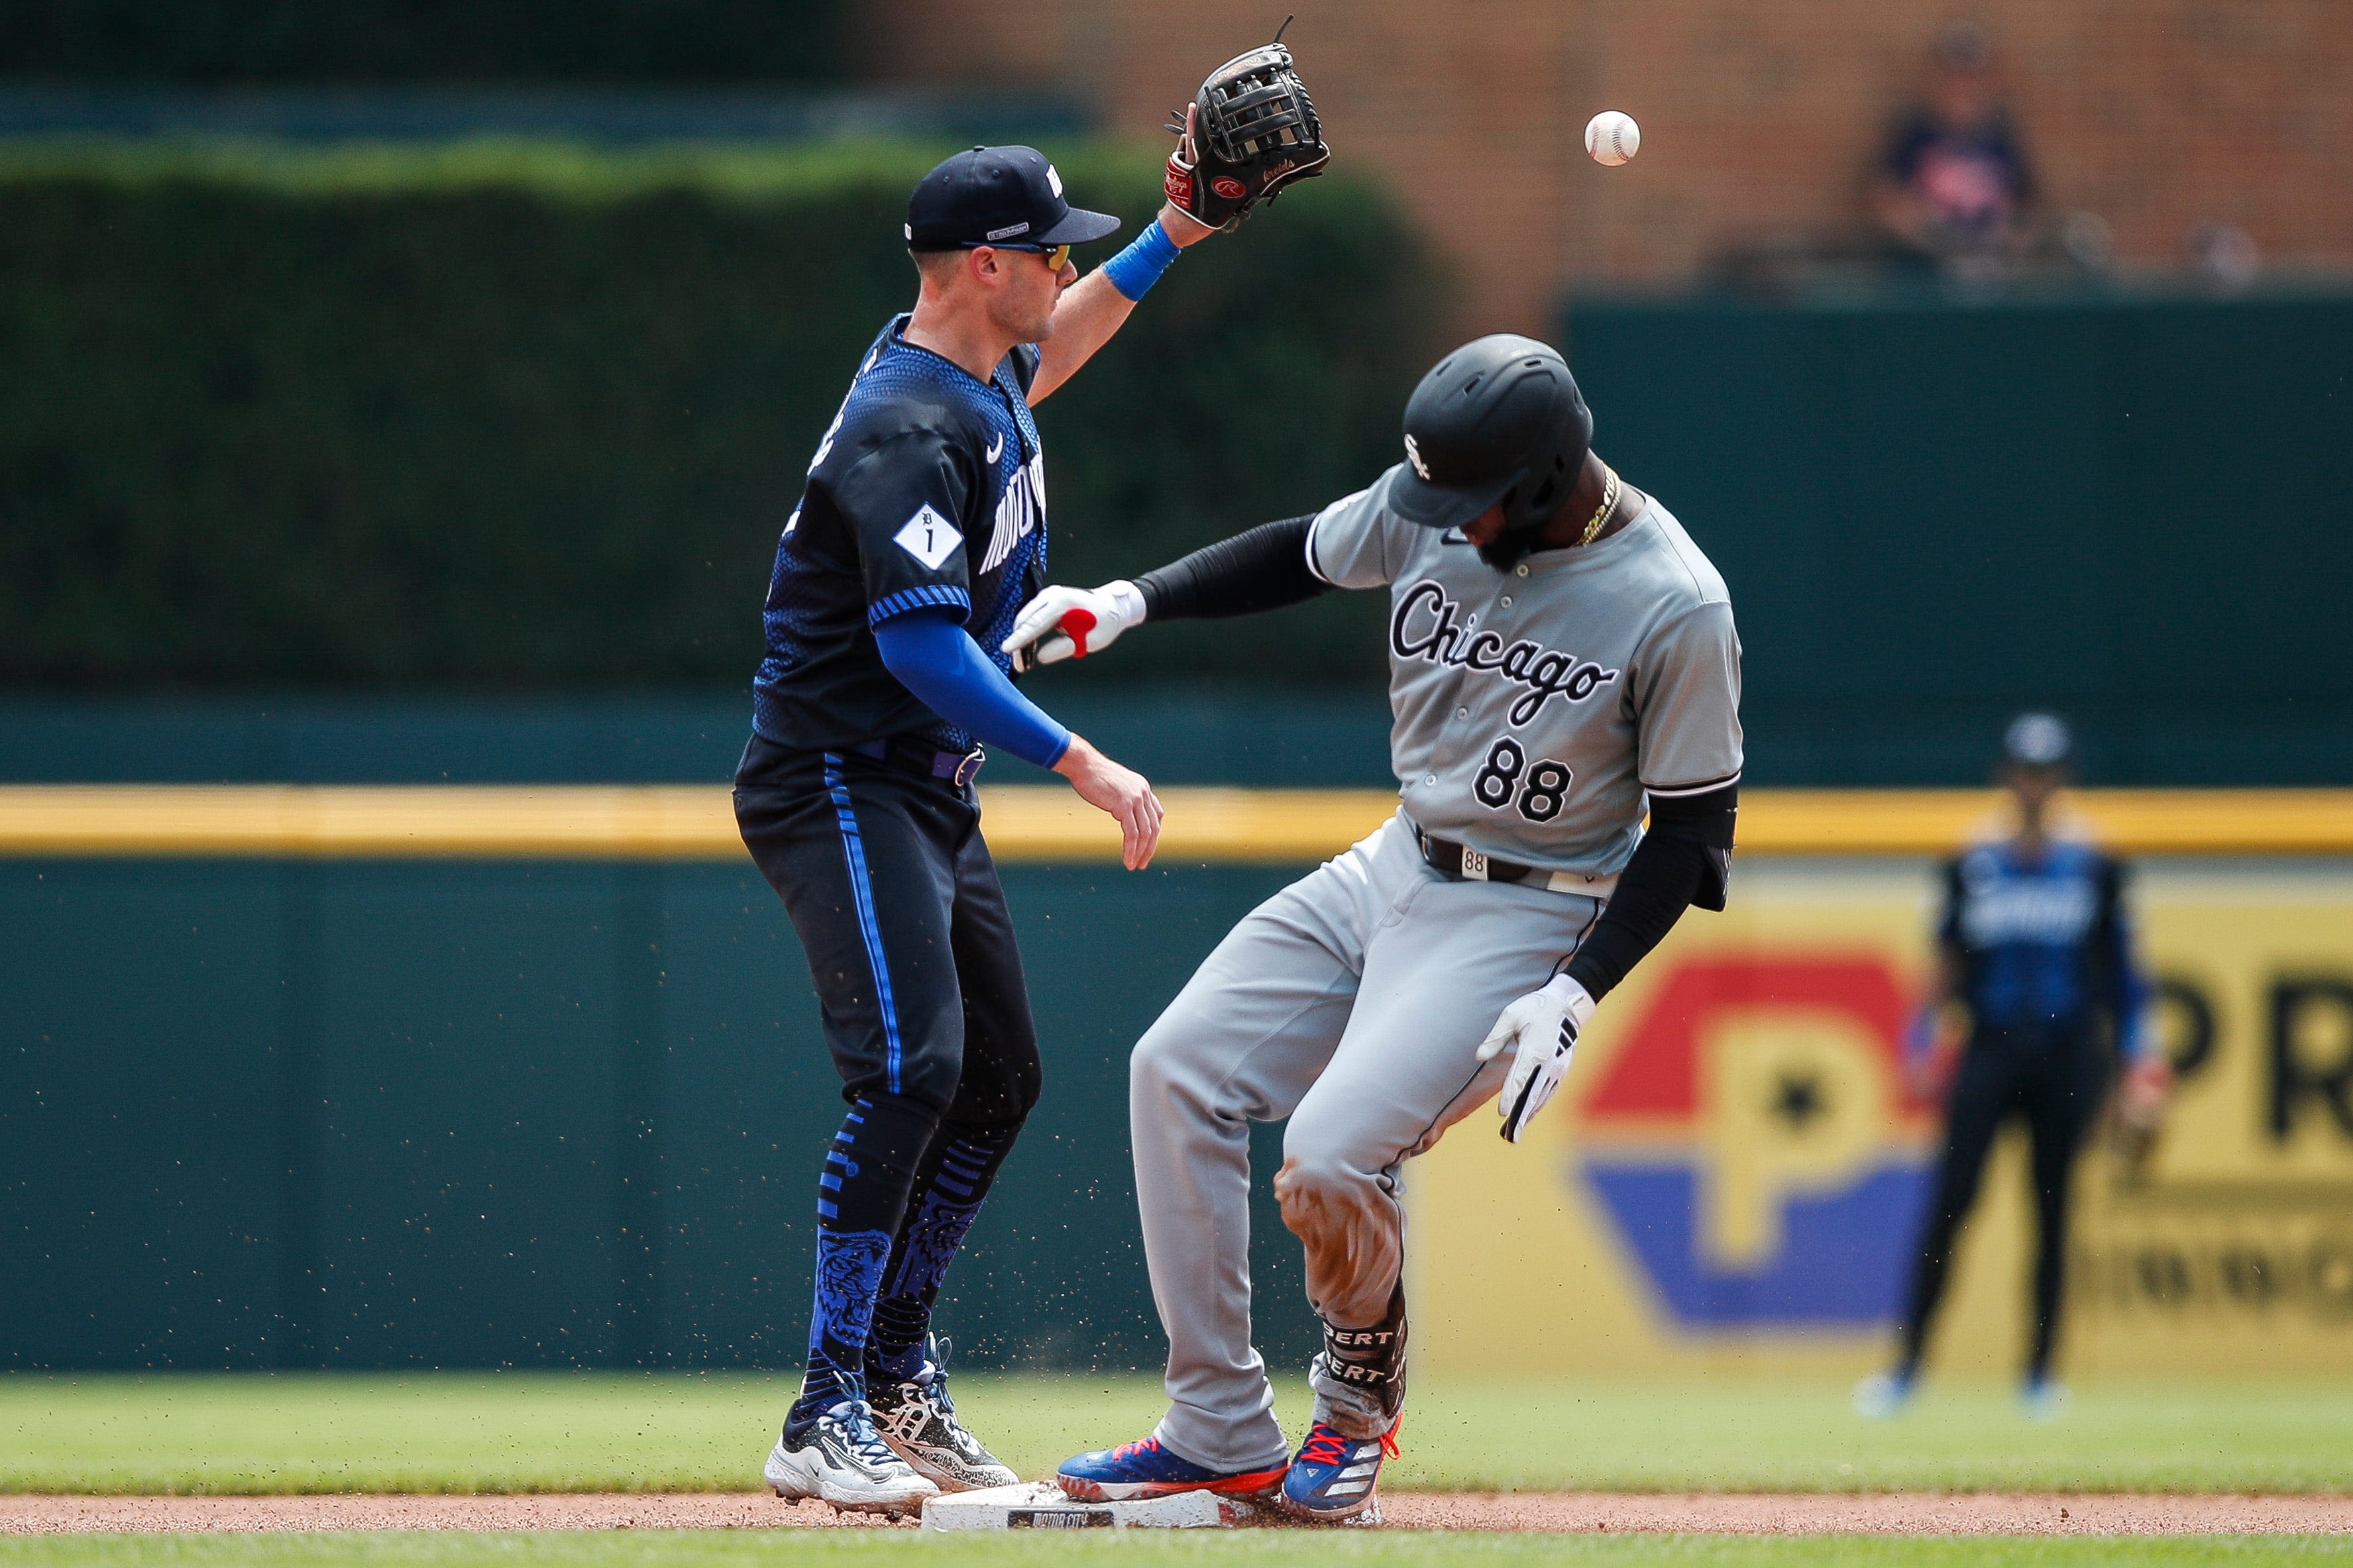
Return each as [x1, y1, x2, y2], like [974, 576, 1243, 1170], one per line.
[873, 609, 1072, 770]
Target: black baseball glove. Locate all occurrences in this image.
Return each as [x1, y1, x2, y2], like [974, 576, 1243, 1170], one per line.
[1162, 31, 1331, 233]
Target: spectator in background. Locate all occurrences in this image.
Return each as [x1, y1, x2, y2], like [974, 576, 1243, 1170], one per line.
[1871, 22, 2038, 275]
[2185, 222, 2262, 292]
[1855, 714, 2171, 1421]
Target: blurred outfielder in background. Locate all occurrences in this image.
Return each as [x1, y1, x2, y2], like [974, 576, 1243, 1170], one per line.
[1855, 713, 2167, 1422]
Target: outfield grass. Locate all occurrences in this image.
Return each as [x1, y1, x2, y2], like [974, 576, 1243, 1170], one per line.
[3, 1534, 2352, 1567]
[3, 1373, 2349, 1496]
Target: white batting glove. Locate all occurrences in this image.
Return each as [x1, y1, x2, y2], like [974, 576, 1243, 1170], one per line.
[1001, 581, 1146, 672]
[1475, 974, 1597, 1143]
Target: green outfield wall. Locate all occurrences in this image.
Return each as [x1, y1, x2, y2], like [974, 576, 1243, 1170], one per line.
[0, 853, 1321, 1373]
[1561, 286, 2353, 786]
[7, 788, 2353, 1374]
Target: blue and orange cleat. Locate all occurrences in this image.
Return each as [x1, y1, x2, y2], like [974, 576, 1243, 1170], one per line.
[1056, 1436, 1287, 1502]
[1278, 1420, 1397, 1522]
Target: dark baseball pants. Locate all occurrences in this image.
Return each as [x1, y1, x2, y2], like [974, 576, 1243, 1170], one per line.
[734, 735, 1040, 1417]
[1897, 1026, 2110, 1383]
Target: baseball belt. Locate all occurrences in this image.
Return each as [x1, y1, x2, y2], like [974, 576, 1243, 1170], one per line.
[1413, 823, 1617, 900]
[851, 737, 987, 788]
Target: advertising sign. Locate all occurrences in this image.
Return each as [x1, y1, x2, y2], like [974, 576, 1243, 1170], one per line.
[1410, 859, 2353, 1379]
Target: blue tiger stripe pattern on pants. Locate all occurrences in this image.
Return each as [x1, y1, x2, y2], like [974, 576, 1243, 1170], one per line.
[787, 1092, 936, 1434]
[869, 1126, 1021, 1382]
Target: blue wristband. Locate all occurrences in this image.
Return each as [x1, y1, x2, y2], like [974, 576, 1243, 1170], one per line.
[1100, 219, 1181, 302]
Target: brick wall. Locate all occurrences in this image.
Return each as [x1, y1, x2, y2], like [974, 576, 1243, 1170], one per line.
[859, 0, 2353, 333]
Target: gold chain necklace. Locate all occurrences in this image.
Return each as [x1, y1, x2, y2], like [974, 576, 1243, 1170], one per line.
[1576, 465, 1622, 548]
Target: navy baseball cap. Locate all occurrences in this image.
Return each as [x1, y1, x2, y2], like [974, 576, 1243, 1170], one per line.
[906, 145, 1121, 252]
[2002, 712, 2074, 768]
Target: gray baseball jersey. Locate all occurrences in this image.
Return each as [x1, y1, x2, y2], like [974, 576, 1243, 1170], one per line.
[1308, 466, 1743, 880]
[1118, 474, 1744, 1475]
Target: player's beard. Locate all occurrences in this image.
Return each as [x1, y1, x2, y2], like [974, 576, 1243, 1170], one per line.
[1476, 520, 1546, 572]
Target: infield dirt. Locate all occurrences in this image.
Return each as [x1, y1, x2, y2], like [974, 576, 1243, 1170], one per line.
[5, 1492, 2351, 1536]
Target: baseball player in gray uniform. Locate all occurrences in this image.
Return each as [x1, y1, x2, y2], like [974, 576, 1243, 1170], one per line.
[1004, 335, 1743, 1522]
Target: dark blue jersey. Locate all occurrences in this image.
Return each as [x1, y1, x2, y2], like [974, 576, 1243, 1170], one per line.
[752, 314, 1050, 753]
[1939, 839, 2146, 1053]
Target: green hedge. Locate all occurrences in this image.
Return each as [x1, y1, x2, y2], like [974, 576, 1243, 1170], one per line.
[0, 142, 1443, 689]
[0, 1, 844, 82]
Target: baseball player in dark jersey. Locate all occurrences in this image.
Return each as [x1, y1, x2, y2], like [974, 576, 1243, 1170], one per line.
[1005, 335, 1743, 1521]
[739, 145, 1217, 1514]
[1855, 713, 2167, 1420]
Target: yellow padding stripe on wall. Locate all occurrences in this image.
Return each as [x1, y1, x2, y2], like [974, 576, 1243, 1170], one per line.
[0, 786, 2348, 860]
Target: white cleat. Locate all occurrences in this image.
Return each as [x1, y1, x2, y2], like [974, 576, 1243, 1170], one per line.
[764, 1394, 941, 1516]
[2020, 1377, 2068, 1422]
[868, 1337, 1019, 1493]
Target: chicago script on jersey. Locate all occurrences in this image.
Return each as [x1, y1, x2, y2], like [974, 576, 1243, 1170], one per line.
[1389, 578, 1619, 727]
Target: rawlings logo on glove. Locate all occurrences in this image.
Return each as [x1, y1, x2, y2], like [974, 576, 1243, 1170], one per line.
[1164, 24, 1331, 233]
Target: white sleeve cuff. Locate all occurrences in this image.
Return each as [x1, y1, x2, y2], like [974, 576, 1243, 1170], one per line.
[1643, 770, 1742, 799]
[1303, 513, 1337, 586]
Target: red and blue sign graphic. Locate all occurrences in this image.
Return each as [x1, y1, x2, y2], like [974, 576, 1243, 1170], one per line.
[1576, 957, 1935, 1327]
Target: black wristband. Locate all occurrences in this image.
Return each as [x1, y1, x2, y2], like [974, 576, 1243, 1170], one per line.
[1564, 782, 1738, 1000]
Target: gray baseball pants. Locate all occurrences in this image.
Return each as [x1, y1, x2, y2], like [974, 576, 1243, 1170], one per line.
[1130, 811, 1604, 1471]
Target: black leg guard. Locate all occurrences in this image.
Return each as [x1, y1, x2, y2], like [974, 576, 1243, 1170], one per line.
[1315, 1281, 1408, 1424]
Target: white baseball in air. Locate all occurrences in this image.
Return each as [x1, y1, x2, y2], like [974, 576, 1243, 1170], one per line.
[1585, 110, 1640, 166]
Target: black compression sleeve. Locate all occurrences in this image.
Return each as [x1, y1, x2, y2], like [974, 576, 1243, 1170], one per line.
[1134, 515, 1330, 621]
[1564, 782, 1738, 1002]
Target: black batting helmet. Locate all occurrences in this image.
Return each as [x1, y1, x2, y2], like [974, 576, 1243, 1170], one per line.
[1380, 335, 1594, 533]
